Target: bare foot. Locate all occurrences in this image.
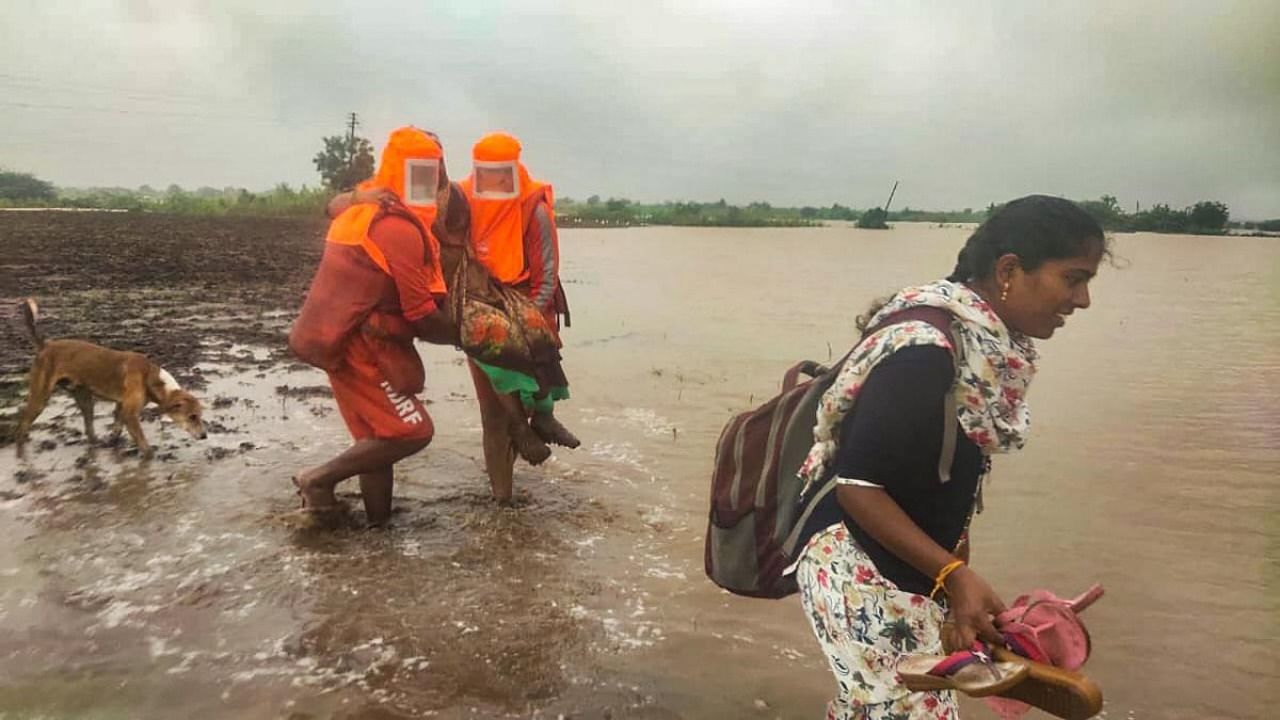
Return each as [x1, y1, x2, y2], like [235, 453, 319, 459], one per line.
[292, 469, 339, 510]
[530, 412, 581, 449]
[510, 421, 552, 466]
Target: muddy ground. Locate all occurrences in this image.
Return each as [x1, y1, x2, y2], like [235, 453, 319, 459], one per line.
[0, 211, 770, 720]
[0, 211, 329, 412]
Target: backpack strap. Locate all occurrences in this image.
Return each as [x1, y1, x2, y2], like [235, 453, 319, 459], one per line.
[782, 306, 961, 559]
[938, 392, 958, 483]
[863, 306, 957, 346]
[782, 360, 827, 392]
[783, 472, 839, 558]
[866, 306, 961, 483]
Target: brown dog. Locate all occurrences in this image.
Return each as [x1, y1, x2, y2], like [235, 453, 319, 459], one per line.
[14, 299, 206, 456]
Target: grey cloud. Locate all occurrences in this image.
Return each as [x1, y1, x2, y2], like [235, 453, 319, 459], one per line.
[0, 0, 1275, 217]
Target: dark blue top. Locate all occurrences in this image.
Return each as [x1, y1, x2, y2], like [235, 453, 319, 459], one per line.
[795, 344, 984, 597]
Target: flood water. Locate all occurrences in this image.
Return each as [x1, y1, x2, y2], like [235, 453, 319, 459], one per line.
[2, 223, 1277, 719]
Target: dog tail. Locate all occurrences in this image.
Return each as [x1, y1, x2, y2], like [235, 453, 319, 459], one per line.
[20, 298, 44, 350]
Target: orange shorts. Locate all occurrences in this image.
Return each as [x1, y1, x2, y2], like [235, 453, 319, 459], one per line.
[327, 335, 434, 442]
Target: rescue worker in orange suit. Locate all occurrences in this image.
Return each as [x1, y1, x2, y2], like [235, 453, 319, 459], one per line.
[325, 131, 578, 504]
[288, 127, 455, 525]
[458, 131, 579, 500]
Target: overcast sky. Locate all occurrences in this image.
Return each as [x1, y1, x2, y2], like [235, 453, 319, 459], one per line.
[2, 0, 1277, 217]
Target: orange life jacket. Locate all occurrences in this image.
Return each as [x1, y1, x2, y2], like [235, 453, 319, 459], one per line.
[288, 127, 445, 377]
[459, 132, 554, 285]
[327, 126, 447, 294]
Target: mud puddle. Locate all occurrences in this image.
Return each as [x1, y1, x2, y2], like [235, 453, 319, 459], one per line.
[0, 348, 693, 719]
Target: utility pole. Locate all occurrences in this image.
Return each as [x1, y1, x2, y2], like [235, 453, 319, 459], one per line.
[346, 112, 359, 176]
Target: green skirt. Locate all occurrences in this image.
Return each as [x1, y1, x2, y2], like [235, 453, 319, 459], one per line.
[473, 360, 569, 413]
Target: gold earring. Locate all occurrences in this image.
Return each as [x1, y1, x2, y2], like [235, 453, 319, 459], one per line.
[1000, 282, 1010, 303]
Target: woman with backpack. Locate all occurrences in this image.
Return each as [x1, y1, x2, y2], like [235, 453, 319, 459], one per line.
[789, 195, 1108, 719]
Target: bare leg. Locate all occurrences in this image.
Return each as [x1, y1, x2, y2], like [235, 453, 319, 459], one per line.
[71, 386, 97, 443]
[481, 418, 517, 504]
[295, 436, 429, 511]
[358, 467, 395, 526]
[468, 361, 520, 502]
[472, 372, 550, 465]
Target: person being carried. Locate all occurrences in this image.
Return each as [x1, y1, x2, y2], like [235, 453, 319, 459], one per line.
[458, 131, 578, 455]
[288, 126, 455, 525]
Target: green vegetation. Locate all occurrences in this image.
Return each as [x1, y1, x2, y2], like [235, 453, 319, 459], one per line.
[314, 124, 375, 191]
[0, 181, 328, 216]
[555, 197, 820, 227]
[1, 163, 1273, 234]
[1070, 196, 1234, 234]
[888, 207, 988, 224]
[856, 207, 888, 229]
[1240, 218, 1280, 232]
[0, 169, 56, 202]
[558, 198, 1056, 228]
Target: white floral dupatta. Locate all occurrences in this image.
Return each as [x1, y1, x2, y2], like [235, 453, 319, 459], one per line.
[798, 280, 1038, 494]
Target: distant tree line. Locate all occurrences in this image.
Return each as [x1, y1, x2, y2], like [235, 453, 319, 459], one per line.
[1, 164, 1272, 234]
[1238, 218, 1280, 232]
[0, 169, 56, 202]
[0, 171, 327, 216]
[556, 196, 821, 227]
[559, 194, 1248, 234]
[1070, 195, 1233, 234]
[556, 197, 990, 228]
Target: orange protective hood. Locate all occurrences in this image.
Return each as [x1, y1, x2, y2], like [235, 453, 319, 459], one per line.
[459, 131, 552, 283]
[326, 126, 446, 293]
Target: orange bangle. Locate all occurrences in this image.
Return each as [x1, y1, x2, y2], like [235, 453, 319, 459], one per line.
[929, 559, 965, 600]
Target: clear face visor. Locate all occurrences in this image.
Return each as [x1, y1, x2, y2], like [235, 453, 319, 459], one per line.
[404, 158, 440, 207]
[472, 160, 519, 200]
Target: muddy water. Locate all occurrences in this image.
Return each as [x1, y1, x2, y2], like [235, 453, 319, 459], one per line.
[2, 224, 1277, 719]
